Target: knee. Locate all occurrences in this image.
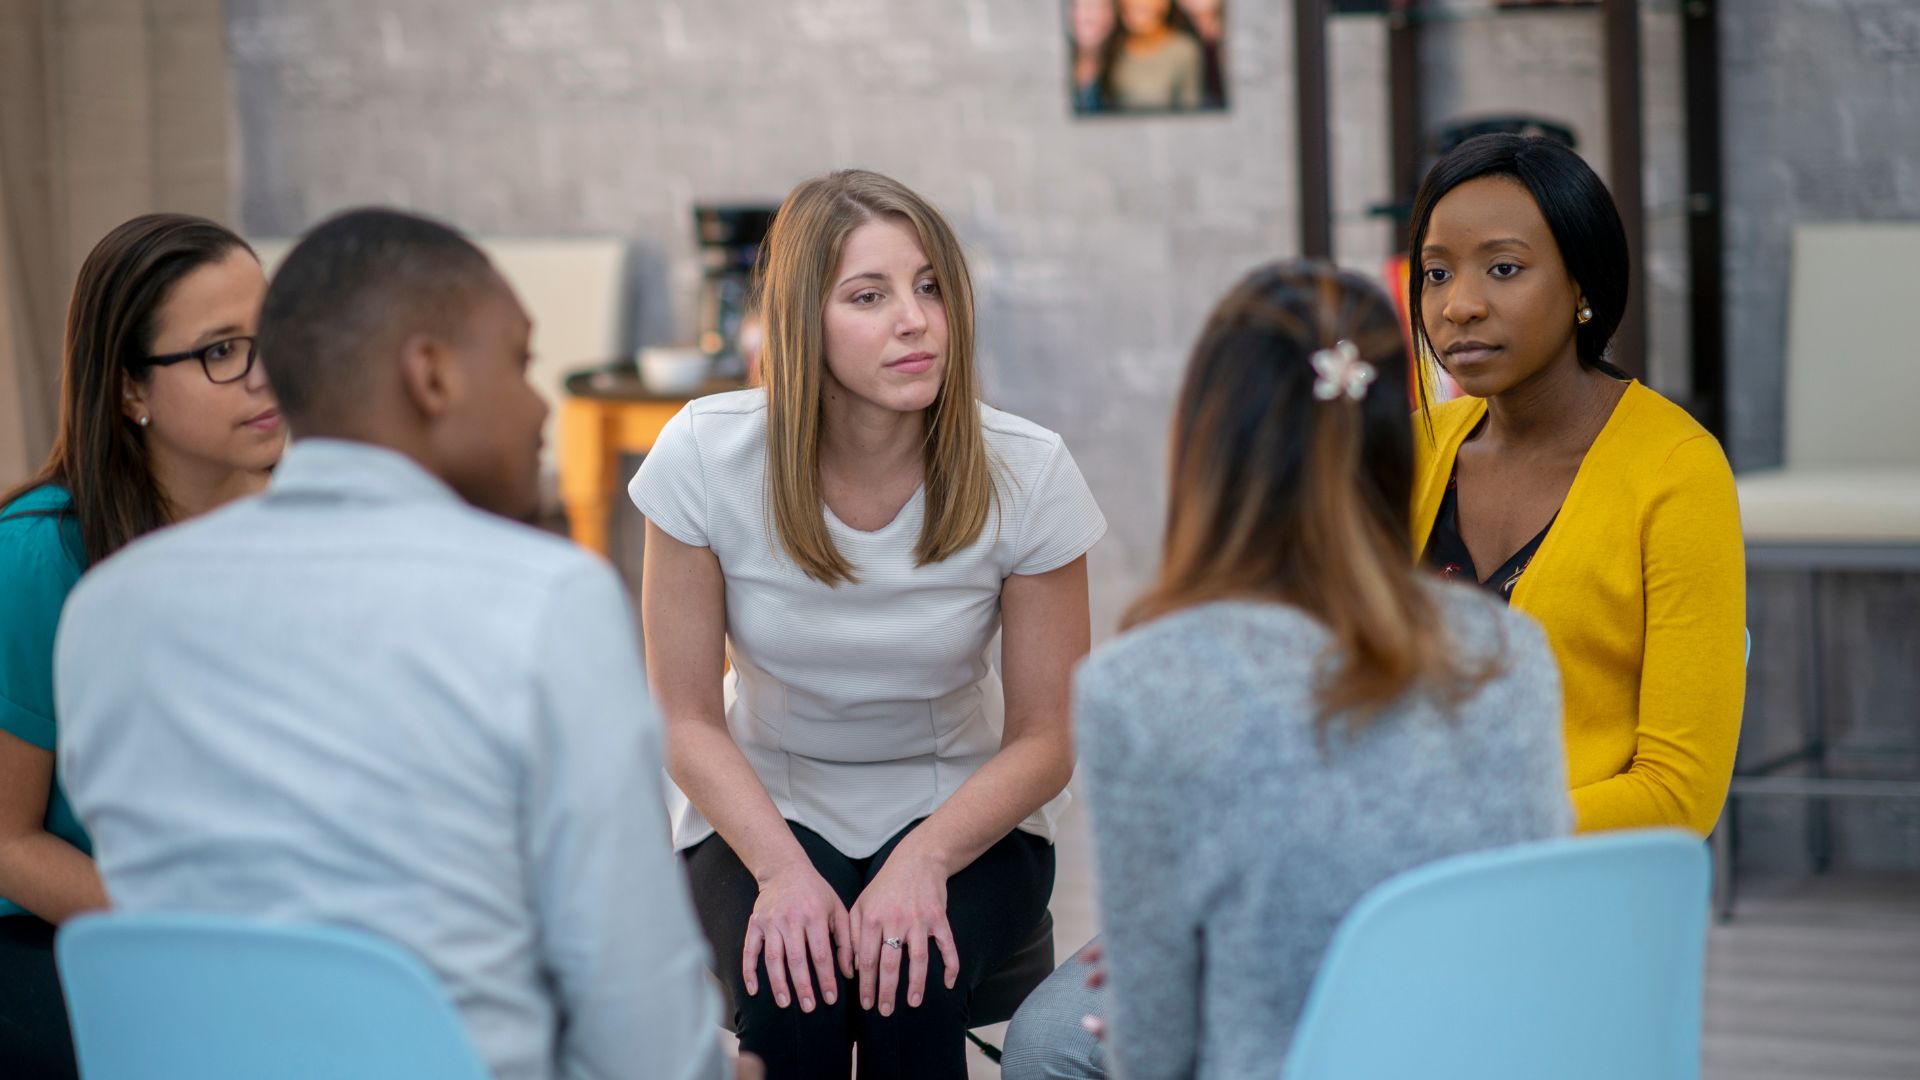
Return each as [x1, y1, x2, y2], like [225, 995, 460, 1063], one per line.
[854, 958, 974, 1047]
[732, 979, 853, 1043]
[881, 960, 971, 1027]
[1001, 1007, 1105, 1080]
[999, 956, 1107, 1080]
[866, 948, 971, 1018]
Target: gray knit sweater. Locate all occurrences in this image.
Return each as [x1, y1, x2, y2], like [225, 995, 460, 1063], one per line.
[1076, 583, 1572, 1079]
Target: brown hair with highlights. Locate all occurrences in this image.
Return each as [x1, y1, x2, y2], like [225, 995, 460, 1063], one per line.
[1127, 261, 1497, 728]
[754, 169, 993, 585]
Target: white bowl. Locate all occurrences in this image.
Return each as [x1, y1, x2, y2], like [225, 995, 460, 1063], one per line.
[638, 346, 710, 395]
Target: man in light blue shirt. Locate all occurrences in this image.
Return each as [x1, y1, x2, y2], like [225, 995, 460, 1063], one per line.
[55, 208, 737, 1080]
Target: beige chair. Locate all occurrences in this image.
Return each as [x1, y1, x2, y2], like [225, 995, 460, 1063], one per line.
[1715, 223, 1920, 918]
[250, 235, 631, 503]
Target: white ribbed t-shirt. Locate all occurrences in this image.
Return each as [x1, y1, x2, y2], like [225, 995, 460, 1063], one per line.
[630, 388, 1107, 857]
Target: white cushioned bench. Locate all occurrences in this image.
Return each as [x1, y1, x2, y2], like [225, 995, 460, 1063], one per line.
[1738, 467, 1920, 554]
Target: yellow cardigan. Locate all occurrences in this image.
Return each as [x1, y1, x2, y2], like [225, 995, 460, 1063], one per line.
[1413, 381, 1746, 836]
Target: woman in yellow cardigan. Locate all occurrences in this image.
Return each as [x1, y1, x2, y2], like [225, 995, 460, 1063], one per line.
[1406, 134, 1745, 837]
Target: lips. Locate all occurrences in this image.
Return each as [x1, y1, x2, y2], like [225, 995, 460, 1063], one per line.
[1443, 342, 1503, 366]
[243, 408, 282, 431]
[885, 351, 936, 374]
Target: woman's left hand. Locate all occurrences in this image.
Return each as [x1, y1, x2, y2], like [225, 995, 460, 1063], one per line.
[850, 849, 960, 1016]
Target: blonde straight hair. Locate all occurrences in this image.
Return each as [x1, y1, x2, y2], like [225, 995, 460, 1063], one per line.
[757, 169, 994, 585]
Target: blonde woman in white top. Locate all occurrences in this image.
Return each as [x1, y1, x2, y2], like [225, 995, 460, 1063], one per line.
[632, 169, 1105, 1079]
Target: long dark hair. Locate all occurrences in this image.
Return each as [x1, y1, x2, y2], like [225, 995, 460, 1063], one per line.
[1406, 133, 1632, 409]
[1127, 261, 1493, 728]
[1067, 0, 1122, 111]
[0, 214, 254, 566]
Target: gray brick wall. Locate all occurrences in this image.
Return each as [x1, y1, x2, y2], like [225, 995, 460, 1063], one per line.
[227, 0, 1308, 635]
[1722, 0, 1920, 472]
[217, 1, 1727, 629]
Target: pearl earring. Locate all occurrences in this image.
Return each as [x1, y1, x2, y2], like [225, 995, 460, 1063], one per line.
[137, 415, 149, 427]
[1577, 306, 1594, 325]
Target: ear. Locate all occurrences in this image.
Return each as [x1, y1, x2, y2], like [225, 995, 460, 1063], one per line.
[398, 332, 462, 421]
[120, 372, 150, 425]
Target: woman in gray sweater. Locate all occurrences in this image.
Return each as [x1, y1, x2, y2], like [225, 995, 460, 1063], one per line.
[1003, 263, 1571, 1079]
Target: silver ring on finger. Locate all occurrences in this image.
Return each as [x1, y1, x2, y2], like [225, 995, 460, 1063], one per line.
[883, 936, 903, 951]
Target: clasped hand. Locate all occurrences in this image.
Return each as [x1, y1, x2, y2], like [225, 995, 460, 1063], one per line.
[745, 851, 958, 1017]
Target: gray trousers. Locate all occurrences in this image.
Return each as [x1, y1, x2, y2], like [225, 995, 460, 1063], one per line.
[1000, 935, 1108, 1080]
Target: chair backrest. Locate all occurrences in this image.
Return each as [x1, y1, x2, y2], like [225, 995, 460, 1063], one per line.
[481, 238, 632, 465]
[1784, 223, 1920, 468]
[58, 913, 492, 1080]
[1283, 830, 1709, 1080]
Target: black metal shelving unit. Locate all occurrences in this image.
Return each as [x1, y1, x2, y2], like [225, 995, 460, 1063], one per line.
[1293, 0, 1727, 435]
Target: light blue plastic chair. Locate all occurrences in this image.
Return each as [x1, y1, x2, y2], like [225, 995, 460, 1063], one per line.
[1283, 829, 1709, 1080]
[57, 913, 492, 1080]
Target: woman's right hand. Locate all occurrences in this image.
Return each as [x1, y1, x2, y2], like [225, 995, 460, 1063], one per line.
[743, 861, 853, 1013]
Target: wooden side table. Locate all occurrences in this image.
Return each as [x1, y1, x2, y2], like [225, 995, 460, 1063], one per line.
[558, 368, 746, 556]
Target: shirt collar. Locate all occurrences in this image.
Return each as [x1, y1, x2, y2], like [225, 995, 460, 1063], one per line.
[267, 438, 467, 509]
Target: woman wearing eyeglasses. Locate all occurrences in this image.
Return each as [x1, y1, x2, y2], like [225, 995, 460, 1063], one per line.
[0, 214, 282, 1077]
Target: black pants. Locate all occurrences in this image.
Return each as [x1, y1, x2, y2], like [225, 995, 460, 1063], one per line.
[684, 819, 1055, 1080]
[0, 915, 79, 1080]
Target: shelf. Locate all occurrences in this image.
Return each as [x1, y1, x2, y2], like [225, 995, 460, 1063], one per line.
[1331, 0, 1689, 26]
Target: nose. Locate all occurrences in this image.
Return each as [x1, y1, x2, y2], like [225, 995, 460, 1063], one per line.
[243, 342, 274, 394]
[895, 294, 928, 337]
[1440, 275, 1486, 326]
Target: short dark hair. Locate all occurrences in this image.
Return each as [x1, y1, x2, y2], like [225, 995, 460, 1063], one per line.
[258, 208, 496, 427]
[1406, 133, 1631, 391]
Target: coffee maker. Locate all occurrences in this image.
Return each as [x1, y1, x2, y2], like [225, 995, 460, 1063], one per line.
[694, 204, 777, 382]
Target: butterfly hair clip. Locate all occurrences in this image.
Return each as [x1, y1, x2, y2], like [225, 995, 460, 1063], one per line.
[1310, 339, 1376, 403]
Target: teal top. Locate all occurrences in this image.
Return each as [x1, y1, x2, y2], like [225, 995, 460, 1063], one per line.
[0, 483, 91, 918]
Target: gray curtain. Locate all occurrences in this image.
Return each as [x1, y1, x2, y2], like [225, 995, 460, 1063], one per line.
[0, 0, 232, 488]
[0, 3, 60, 485]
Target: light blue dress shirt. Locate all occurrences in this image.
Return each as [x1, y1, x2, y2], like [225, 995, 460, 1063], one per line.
[55, 439, 725, 1080]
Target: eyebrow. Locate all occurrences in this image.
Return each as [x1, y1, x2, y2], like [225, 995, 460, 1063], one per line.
[1421, 236, 1534, 256]
[191, 324, 248, 347]
[835, 264, 935, 290]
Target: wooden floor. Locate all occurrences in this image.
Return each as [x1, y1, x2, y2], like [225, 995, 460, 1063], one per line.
[1704, 874, 1920, 1080]
[967, 790, 1920, 1078]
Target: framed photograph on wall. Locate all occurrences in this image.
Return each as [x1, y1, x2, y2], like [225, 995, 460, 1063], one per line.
[1067, 0, 1228, 116]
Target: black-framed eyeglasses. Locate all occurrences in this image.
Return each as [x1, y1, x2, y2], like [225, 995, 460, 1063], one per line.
[139, 336, 258, 384]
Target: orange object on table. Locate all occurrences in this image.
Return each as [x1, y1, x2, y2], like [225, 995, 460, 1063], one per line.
[558, 368, 746, 556]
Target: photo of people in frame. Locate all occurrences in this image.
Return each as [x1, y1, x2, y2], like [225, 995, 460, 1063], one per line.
[1068, 0, 1229, 116]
